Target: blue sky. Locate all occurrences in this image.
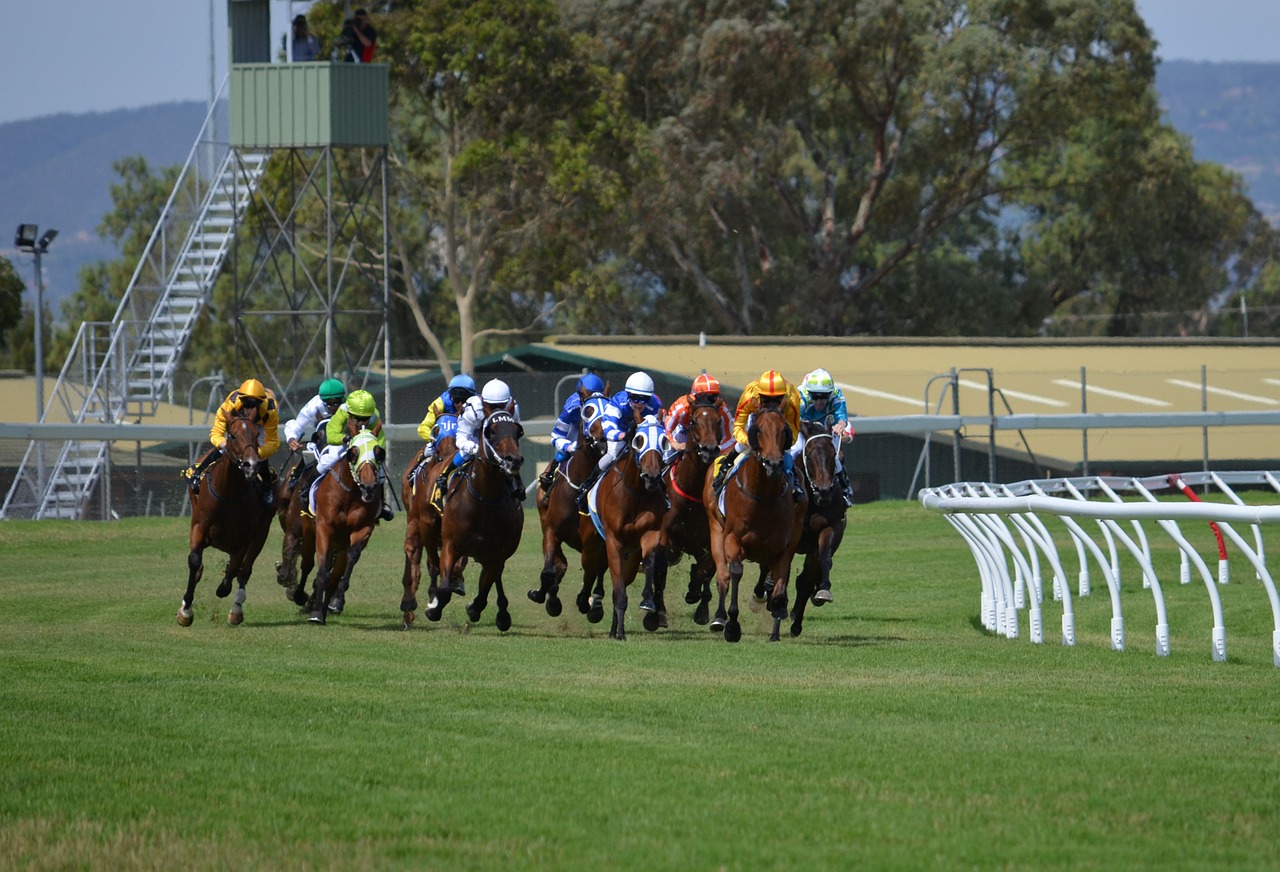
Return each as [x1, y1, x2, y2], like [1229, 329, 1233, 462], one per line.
[0, 0, 1276, 126]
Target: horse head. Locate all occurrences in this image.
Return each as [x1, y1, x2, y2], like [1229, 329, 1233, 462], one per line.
[224, 416, 263, 481]
[483, 410, 524, 481]
[629, 415, 671, 493]
[578, 393, 609, 457]
[800, 420, 838, 505]
[746, 406, 792, 479]
[347, 431, 383, 504]
[686, 403, 723, 465]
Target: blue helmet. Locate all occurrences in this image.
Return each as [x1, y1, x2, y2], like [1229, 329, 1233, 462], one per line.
[448, 374, 476, 392]
[577, 373, 605, 394]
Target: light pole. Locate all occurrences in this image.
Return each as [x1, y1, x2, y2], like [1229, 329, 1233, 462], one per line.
[14, 224, 57, 422]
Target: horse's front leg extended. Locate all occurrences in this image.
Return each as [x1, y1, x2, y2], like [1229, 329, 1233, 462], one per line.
[402, 518, 424, 624]
[640, 535, 667, 632]
[813, 527, 836, 605]
[178, 540, 206, 627]
[607, 541, 631, 641]
[469, 564, 512, 632]
[791, 556, 816, 638]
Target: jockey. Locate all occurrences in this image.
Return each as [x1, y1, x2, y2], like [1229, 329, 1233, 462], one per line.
[799, 368, 855, 505]
[664, 372, 734, 456]
[576, 371, 664, 510]
[410, 373, 476, 477]
[311, 389, 394, 522]
[712, 369, 802, 495]
[538, 372, 606, 491]
[284, 377, 346, 459]
[183, 378, 280, 506]
[435, 378, 525, 503]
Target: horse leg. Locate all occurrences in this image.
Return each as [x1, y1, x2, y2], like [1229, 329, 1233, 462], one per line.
[607, 542, 630, 641]
[309, 525, 335, 624]
[812, 528, 836, 605]
[331, 533, 370, 617]
[401, 519, 423, 627]
[465, 566, 492, 625]
[692, 556, 713, 626]
[532, 532, 566, 618]
[477, 564, 512, 633]
[276, 517, 300, 594]
[178, 541, 206, 627]
[428, 541, 457, 621]
[724, 556, 743, 643]
[791, 556, 816, 638]
[641, 539, 667, 632]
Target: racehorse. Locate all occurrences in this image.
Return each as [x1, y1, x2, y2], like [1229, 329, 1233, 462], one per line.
[303, 431, 386, 623]
[425, 410, 524, 629]
[586, 413, 670, 641]
[703, 406, 807, 642]
[400, 414, 459, 627]
[177, 416, 274, 626]
[274, 449, 321, 601]
[659, 401, 724, 626]
[784, 420, 847, 638]
[529, 392, 609, 620]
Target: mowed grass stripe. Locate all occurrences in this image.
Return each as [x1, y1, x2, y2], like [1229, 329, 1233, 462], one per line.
[1, 503, 1279, 870]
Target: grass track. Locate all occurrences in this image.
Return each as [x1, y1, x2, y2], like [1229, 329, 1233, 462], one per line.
[2, 501, 1279, 870]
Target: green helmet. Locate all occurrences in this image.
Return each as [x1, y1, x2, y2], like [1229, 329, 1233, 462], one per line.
[319, 378, 346, 403]
[346, 389, 376, 417]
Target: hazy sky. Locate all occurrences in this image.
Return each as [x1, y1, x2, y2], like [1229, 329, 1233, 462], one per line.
[0, 0, 1277, 127]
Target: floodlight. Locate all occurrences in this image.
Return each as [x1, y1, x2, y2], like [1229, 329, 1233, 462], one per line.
[37, 229, 58, 250]
[14, 224, 38, 251]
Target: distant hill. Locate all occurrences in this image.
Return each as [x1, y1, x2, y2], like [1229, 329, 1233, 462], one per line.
[0, 102, 206, 310]
[1155, 61, 1280, 222]
[1, 61, 1278, 315]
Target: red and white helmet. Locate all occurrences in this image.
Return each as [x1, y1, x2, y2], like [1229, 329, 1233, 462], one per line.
[757, 370, 787, 397]
[692, 373, 720, 396]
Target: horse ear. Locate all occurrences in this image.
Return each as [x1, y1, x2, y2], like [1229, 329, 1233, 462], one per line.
[374, 445, 386, 463]
[516, 423, 524, 439]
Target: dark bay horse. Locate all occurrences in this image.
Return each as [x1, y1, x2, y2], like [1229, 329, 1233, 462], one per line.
[659, 402, 726, 626]
[304, 431, 386, 623]
[703, 407, 807, 642]
[425, 411, 524, 629]
[529, 393, 609, 619]
[587, 414, 670, 640]
[786, 420, 848, 638]
[177, 416, 274, 626]
[400, 414, 459, 628]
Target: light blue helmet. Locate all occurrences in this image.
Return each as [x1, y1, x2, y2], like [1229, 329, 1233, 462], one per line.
[448, 374, 476, 392]
[577, 373, 605, 394]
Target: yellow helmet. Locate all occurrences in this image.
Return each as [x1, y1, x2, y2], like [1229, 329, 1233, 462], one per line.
[346, 389, 376, 418]
[757, 370, 787, 397]
[237, 378, 268, 401]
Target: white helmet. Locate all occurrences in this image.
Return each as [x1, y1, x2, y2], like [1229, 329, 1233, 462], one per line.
[624, 371, 655, 397]
[802, 368, 835, 395]
[481, 378, 512, 405]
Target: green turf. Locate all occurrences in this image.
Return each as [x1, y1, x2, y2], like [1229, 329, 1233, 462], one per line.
[2, 501, 1279, 870]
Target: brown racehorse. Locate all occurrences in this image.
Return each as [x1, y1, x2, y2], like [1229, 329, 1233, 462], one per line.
[586, 414, 670, 640]
[177, 416, 274, 626]
[528, 392, 609, 620]
[659, 402, 725, 626]
[400, 414, 460, 627]
[704, 406, 807, 642]
[304, 431, 386, 623]
[425, 410, 524, 629]
[785, 420, 847, 638]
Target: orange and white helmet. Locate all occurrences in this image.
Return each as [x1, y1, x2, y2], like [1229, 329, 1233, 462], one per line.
[757, 370, 787, 397]
[692, 373, 720, 396]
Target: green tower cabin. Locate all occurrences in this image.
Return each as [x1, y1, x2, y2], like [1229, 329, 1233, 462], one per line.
[0, 0, 393, 520]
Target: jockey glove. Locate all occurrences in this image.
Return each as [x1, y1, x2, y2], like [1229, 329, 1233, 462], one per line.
[782, 452, 794, 474]
[452, 451, 467, 468]
[554, 448, 570, 463]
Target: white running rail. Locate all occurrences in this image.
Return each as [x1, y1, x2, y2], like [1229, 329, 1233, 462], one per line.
[920, 471, 1280, 666]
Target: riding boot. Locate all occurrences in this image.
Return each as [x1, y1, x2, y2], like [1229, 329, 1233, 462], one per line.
[511, 474, 527, 502]
[711, 456, 732, 494]
[183, 448, 221, 493]
[836, 469, 854, 507]
[379, 483, 395, 522]
[431, 469, 450, 512]
[258, 464, 278, 508]
[576, 467, 602, 512]
[538, 460, 556, 493]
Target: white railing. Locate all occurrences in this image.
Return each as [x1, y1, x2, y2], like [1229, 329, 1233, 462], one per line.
[920, 471, 1280, 666]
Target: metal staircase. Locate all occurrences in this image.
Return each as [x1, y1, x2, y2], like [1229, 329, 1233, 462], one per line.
[2, 97, 269, 519]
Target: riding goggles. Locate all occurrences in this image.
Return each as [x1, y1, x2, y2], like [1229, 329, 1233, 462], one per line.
[627, 393, 649, 405]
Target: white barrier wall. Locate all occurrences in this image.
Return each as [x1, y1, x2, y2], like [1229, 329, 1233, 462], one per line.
[919, 471, 1280, 666]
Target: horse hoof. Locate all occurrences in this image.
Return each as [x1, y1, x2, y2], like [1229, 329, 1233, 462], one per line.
[228, 608, 244, 626]
[176, 609, 193, 628]
[215, 581, 233, 599]
[723, 623, 742, 643]
[402, 597, 418, 614]
[693, 604, 710, 625]
[709, 617, 725, 632]
[659, 611, 669, 629]
[813, 589, 833, 605]
[328, 601, 344, 615]
[451, 581, 466, 597]
[587, 605, 604, 624]
[403, 611, 416, 629]
[576, 592, 591, 614]
[426, 607, 442, 622]
[496, 612, 512, 633]
[639, 598, 656, 613]
[546, 596, 563, 618]
[684, 586, 701, 605]
[465, 604, 481, 623]
[308, 611, 327, 624]
[790, 621, 803, 638]
[527, 588, 546, 604]
[291, 587, 309, 607]
[642, 612, 661, 632]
